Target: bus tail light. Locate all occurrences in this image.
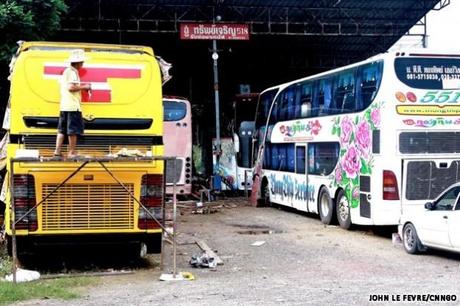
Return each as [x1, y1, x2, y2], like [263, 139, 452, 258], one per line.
[138, 174, 163, 229]
[13, 175, 37, 231]
[383, 170, 399, 200]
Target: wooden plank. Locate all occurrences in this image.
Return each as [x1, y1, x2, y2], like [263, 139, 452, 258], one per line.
[195, 239, 224, 265]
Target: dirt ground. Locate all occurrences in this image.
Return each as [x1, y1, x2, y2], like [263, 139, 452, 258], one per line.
[11, 198, 460, 306]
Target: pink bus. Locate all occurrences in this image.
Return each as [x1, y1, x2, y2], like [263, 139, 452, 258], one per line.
[163, 96, 193, 195]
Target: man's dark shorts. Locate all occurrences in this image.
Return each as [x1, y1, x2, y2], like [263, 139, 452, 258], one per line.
[57, 111, 84, 135]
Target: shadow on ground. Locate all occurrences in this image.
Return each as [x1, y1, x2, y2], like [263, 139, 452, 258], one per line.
[13, 245, 158, 274]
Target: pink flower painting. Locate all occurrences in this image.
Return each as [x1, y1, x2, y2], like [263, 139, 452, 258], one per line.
[335, 166, 343, 183]
[352, 186, 360, 199]
[311, 120, 322, 135]
[356, 120, 371, 157]
[341, 146, 361, 179]
[371, 108, 380, 128]
[340, 116, 354, 145]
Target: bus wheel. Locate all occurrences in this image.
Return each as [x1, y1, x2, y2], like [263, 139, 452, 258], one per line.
[336, 189, 352, 229]
[318, 187, 334, 224]
[258, 180, 271, 207]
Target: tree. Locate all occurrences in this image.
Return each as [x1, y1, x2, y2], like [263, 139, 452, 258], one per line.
[0, 0, 67, 62]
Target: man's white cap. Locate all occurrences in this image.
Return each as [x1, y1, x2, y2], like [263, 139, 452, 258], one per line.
[67, 49, 87, 63]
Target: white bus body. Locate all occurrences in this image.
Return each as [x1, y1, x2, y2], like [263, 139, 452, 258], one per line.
[253, 50, 460, 228]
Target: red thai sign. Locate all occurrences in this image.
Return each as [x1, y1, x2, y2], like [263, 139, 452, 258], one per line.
[180, 23, 249, 40]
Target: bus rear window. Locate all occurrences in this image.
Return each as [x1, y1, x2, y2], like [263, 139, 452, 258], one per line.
[399, 132, 460, 154]
[395, 57, 460, 89]
[164, 101, 186, 121]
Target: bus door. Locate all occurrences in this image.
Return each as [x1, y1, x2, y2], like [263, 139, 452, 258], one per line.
[294, 144, 308, 212]
[402, 158, 460, 216]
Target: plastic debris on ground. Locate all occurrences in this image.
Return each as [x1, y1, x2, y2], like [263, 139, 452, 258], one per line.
[5, 268, 40, 282]
[251, 240, 266, 247]
[189, 252, 217, 268]
[159, 271, 195, 281]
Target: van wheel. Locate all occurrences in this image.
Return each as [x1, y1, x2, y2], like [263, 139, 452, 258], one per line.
[336, 189, 352, 229]
[403, 223, 424, 254]
[258, 181, 271, 207]
[318, 187, 334, 224]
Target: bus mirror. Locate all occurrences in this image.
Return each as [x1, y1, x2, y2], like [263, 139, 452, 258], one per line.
[233, 133, 240, 153]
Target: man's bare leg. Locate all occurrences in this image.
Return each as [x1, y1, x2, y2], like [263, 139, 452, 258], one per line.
[68, 135, 77, 157]
[54, 133, 65, 156]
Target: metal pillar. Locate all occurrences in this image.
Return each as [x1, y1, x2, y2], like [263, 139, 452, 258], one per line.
[9, 159, 17, 284]
[212, 39, 221, 173]
[172, 161, 178, 278]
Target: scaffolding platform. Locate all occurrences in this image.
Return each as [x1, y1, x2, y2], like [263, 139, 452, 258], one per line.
[7, 154, 182, 283]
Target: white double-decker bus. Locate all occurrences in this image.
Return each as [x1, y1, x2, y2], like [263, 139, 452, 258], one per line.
[252, 50, 460, 229]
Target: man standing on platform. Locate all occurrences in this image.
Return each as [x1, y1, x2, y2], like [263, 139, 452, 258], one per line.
[53, 49, 91, 159]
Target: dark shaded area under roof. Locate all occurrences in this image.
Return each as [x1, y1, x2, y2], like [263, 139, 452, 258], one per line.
[55, 0, 446, 172]
[59, 1, 446, 89]
[62, 0, 444, 58]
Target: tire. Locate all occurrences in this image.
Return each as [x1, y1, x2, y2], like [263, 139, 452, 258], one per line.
[257, 180, 271, 207]
[336, 189, 352, 229]
[318, 187, 335, 225]
[403, 223, 424, 254]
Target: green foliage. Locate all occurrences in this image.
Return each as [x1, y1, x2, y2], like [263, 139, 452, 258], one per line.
[0, 250, 12, 277]
[0, 0, 67, 62]
[0, 277, 96, 305]
[192, 145, 204, 175]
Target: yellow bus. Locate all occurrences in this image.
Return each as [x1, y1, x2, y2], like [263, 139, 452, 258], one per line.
[3, 41, 164, 256]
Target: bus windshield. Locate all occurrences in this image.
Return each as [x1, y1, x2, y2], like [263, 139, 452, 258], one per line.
[164, 101, 187, 121]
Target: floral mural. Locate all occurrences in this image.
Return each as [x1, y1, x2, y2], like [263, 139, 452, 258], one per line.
[331, 102, 382, 208]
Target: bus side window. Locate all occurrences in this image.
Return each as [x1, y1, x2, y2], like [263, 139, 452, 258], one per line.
[287, 144, 295, 172]
[294, 83, 302, 119]
[278, 144, 287, 171]
[358, 61, 383, 110]
[318, 78, 332, 116]
[308, 142, 340, 175]
[300, 82, 312, 118]
[308, 145, 316, 173]
[279, 91, 288, 121]
[296, 146, 306, 174]
[263, 143, 272, 169]
[317, 85, 324, 116]
[333, 70, 356, 114]
[286, 87, 296, 120]
[270, 97, 280, 124]
[271, 144, 279, 170]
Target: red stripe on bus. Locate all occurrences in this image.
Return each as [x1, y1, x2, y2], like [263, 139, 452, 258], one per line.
[82, 90, 111, 103]
[44, 66, 65, 75]
[44, 66, 141, 82]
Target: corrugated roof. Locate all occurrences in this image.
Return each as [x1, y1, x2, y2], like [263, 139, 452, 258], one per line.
[58, 0, 446, 104]
[62, 0, 441, 59]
